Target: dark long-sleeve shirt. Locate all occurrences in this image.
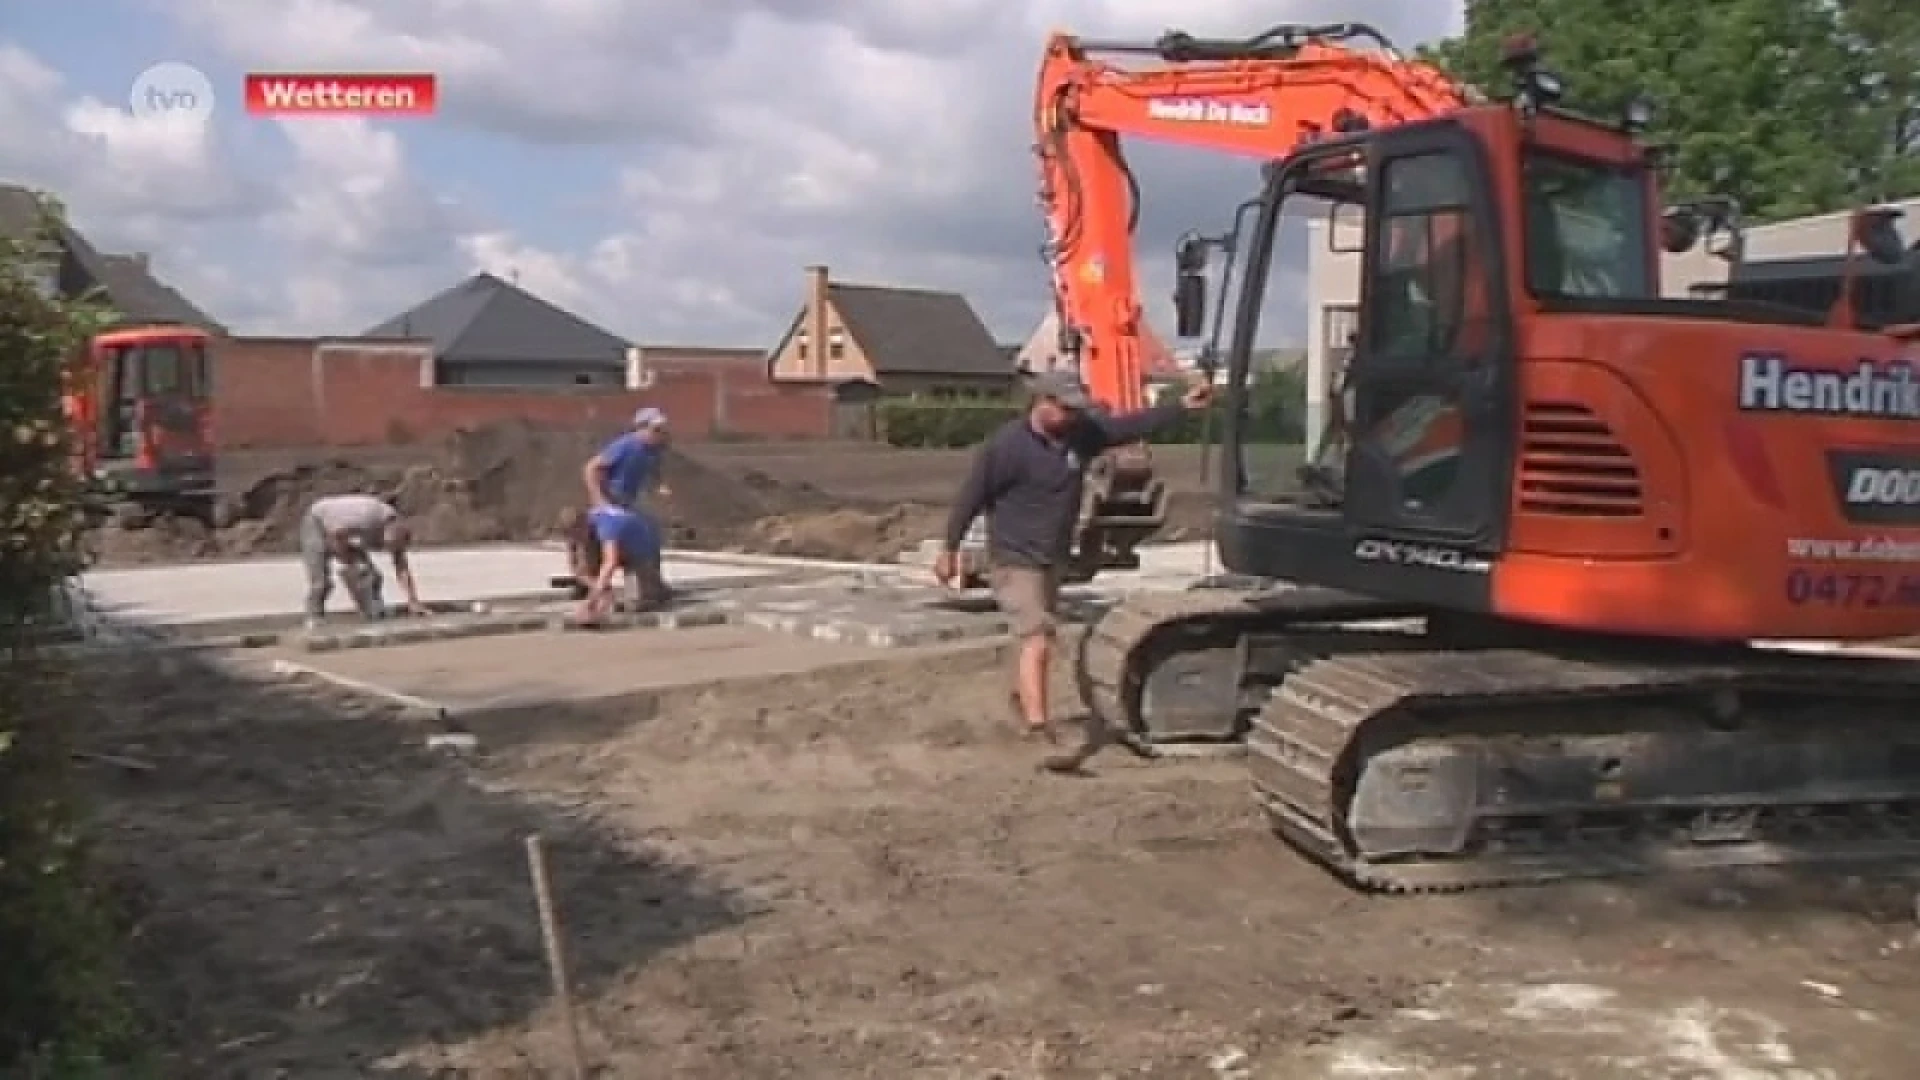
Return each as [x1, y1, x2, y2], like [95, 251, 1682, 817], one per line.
[943, 402, 1187, 569]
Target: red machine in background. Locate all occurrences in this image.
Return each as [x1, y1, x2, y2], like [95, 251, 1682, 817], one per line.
[1033, 23, 1468, 579]
[65, 322, 216, 524]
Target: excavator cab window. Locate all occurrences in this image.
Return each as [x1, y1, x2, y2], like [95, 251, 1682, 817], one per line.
[1332, 126, 1511, 546]
[1368, 153, 1478, 362]
[1521, 152, 1653, 300]
[100, 337, 209, 460]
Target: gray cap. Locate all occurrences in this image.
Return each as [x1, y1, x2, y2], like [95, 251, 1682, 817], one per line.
[1027, 369, 1092, 409]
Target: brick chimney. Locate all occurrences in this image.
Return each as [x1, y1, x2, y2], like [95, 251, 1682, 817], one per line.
[806, 264, 830, 378]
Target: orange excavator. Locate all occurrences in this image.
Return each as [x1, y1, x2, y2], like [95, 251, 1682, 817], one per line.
[1046, 24, 1920, 892]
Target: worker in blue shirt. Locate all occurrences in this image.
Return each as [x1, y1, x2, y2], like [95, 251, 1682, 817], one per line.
[576, 407, 674, 608]
[583, 406, 673, 510]
[574, 504, 671, 625]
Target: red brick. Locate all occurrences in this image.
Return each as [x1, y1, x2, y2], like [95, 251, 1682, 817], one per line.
[212, 336, 835, 450]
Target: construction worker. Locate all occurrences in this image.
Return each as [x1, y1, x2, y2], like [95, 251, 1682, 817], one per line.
[584, 406, 673, 511]
[300, 493, 427, 628]
[573, 504, 671, 625]
[580, 406, 674, 604]
[935, 370, 1212, 760]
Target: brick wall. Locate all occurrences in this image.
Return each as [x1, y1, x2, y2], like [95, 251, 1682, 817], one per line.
[213, 337, 834, 450]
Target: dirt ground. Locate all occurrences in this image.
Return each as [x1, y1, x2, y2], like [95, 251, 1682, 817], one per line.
[73, 641, 1920, 1079]
[89, 432, 1234, 569]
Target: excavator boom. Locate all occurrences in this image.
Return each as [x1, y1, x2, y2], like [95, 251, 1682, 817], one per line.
[1025, 24, 1467, 582]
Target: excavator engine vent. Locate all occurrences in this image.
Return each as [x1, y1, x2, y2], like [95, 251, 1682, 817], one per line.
[1517, 401, 1644, 518]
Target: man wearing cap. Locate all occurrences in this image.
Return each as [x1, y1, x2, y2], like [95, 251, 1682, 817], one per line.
[585, 407, 673, 512]
[935, 369, 1214, 754]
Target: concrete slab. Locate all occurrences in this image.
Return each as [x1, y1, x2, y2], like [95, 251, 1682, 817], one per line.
[78, 545, 779, 630]
[271, 623, 884, 712]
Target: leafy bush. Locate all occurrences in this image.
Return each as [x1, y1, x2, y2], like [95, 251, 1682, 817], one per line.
[0, 192, 141, 1076]
[877, 398, 1021, 448]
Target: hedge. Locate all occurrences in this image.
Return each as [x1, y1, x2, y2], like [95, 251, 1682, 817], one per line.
[877, 399, 1021, 448]
[0, 193, 143, 1075]
[875, 367, 1309, 449]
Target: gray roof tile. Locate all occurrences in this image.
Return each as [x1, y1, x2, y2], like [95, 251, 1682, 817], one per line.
[825, 282, 1008, 378]
[0, 183, 221, 329]
[364, 271, 629, 365]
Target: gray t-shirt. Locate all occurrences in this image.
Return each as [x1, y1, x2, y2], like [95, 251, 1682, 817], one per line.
[309, 494, 397, 546]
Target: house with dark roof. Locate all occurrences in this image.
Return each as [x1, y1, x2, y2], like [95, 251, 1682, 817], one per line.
[766, 265, 1014, 397]
[363, 271, 633, 387]
[0, 183, 223, 329]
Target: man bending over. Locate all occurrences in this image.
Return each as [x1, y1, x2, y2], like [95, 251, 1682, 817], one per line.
[300, 493, 427, 627]
[573, 505, 672, 626]
[935, 370, 1212, 752]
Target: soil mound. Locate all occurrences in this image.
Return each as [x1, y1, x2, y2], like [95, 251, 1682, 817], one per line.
[89, 420, 882, 566]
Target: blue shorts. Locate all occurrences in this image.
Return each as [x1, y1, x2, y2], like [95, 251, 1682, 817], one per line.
[588, 506, 661, 565]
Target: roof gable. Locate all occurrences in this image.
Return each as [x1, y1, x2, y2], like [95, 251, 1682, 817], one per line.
[0, 184, 222, 330]
[96, 254, 223, 329]
[364, 271, 629, 365]
[828, 283, 1007, 377]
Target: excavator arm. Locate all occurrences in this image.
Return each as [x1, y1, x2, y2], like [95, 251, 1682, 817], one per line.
[1033, 23, 1467, 412]
[1023, 24, 1469, 582]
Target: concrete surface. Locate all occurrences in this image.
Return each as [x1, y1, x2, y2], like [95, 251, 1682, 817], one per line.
[268, 623, 886, 712]
[78, 545, 780, 629]
[74, 542, 1220, 656]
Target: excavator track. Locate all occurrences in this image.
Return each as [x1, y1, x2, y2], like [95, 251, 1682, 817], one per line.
[1077, 593, 1920, 893]
[1074, 586, 1426, 752]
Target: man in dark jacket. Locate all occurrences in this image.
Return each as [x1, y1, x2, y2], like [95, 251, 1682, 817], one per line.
[935, 369, 1213, 751]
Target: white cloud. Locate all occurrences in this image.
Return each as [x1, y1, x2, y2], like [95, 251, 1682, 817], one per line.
[5, 1, 1463, 345]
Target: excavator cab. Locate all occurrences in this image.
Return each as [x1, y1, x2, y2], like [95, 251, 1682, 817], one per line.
[1201, 43, 1671, 603]
[70, 323, 216, 523]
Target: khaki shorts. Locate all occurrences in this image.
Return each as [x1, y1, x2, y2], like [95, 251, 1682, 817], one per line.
[990, 565, 1061, 639]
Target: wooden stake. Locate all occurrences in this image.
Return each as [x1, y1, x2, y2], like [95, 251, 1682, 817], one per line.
[525, 833, 589, 1079]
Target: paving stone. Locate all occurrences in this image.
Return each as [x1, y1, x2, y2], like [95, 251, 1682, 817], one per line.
[559, 601, 734, 632]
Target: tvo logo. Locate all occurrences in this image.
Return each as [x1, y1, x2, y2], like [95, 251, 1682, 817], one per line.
[1845, 467, 1920, 506]
[129, 62, 216, 123]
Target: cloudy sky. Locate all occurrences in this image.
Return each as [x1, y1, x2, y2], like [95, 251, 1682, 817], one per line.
[0, 0, 1461, 349]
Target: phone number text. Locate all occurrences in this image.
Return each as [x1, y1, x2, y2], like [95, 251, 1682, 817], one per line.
[1784, 569, 1920, 608]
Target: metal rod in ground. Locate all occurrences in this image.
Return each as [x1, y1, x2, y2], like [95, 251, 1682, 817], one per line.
[525, 833, 589, 1079]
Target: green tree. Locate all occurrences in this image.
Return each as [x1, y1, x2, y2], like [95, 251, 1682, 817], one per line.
[0, 192, 140, 1076]
[1833, 0, 1920, 201]
[1425, 0, 1919, 221]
